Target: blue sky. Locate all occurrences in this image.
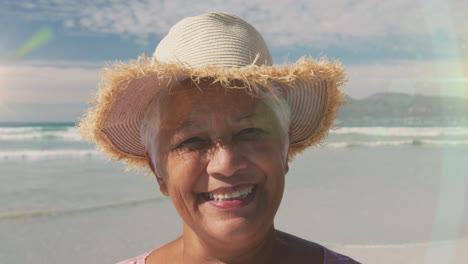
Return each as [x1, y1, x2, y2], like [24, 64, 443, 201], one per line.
[0, 0, 467, 122]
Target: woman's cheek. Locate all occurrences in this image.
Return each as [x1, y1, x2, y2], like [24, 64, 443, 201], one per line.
[240, 139, 284, 161]
[166, 154, 206, 193]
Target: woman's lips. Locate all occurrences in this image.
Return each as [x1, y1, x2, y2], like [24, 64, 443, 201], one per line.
[200, 184, 257, 210]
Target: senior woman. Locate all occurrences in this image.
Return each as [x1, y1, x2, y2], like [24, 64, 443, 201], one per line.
[79, 12, 359, 264]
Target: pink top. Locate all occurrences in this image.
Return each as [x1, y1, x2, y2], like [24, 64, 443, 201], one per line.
[116, 245, 360, 264]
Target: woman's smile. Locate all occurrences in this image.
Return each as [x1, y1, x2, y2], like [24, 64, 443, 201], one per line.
[200, 184, 258, 210]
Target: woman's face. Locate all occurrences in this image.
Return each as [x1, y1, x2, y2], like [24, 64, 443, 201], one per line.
[150, 82, 289, 245]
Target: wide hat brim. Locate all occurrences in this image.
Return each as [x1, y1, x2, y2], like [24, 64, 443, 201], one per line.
[78, 56, 346, 171]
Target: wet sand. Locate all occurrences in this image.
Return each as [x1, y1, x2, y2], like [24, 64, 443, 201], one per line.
[1, 147, 467, 263]
[1, 198, 466, 264]
[330, 238, 468, 264]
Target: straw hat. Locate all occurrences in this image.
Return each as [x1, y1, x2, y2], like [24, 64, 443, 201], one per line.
[78, 12, 346, 170]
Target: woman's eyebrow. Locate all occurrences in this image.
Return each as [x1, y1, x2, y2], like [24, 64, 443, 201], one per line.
[173, 121, 204, 134]
[237, 112, 257, 122]
[172, 111, 258, 135]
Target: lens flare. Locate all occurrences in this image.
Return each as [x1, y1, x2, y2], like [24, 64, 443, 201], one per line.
[13, 27, 53, 59]
[422, 1, 467, 263]
[1, 27, 53, 120]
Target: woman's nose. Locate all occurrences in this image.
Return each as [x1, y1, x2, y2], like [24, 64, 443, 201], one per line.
[206, 144, 247, 177]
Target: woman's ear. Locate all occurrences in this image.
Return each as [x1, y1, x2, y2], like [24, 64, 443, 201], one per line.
[284, 149, 290, 175]
[284, 127, 291, 174]
[145, 151, 169, 196]
[285, 157, 289, 172]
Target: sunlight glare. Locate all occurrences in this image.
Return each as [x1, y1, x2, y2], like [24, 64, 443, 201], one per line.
[13, 27, 53, 59]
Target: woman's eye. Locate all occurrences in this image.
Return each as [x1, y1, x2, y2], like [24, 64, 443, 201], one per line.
[176, 137, 207, 151]
[237, 128, 265, 140]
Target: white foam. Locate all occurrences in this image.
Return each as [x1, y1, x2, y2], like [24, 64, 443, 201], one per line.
[423, 139, 468, 146]
[331, 127, 468, 137]
[58, 127, 83, 141]
[0, 127, 38, 134]
[324, 140, 410, 148]
[324, 142, 349, 148]
[330, 238, 467, 249]
[0, 127, 84, 141]
[0, 150, 102, 160]
[323, 140, 468, 148]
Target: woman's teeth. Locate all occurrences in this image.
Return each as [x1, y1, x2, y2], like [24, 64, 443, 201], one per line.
[205, 185, 254, 201]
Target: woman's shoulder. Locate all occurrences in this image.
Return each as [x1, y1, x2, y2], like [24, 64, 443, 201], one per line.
[115, 240, 177, 264]
[275, 230, 361, 264]
[115, 248, 360, 264]
[322, 247, 361, 264]
[115, 234, 361, 264]
[115, 250, 151, 264]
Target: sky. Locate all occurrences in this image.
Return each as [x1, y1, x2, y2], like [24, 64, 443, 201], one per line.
[0, 0, 467, 122]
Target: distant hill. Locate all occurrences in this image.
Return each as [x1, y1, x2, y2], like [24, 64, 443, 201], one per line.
[1, 93, 467, 126]
[338, 92, 468, 126]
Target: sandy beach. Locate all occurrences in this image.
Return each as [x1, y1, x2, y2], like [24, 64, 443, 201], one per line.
[1, 127, 467, 264]
[1, 198, 467, 264]
[331, 238, 468, 264]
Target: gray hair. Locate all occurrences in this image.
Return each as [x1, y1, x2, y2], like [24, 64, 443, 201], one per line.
[140, 83, 291, 176]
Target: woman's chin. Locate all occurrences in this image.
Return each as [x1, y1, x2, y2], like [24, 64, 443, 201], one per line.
[206, 218, 266, 244]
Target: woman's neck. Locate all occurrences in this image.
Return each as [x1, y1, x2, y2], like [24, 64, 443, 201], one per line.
[179, 224, 279, 264]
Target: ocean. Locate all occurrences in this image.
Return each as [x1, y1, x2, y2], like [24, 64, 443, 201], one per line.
[1, 124, 467, 263]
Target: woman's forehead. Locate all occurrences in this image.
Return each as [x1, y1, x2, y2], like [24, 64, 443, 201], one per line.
[170, 83, 257, 110]
[159, 83, 266, 131]
[170, 82, 255, 102]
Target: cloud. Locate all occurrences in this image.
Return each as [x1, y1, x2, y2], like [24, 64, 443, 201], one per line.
[345, 59, 468, 99]
[2, 1, 466, 122]
[0, 61, 101, 104]
[1, 58, 466, 108]
[7, 0, 468, 49]
[64, 19, 75, 28]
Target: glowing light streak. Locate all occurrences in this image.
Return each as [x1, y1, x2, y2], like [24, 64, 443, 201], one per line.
[422, 1, 468, 264]
[1, 27, 53, 119]
[13, 27, 53, 59]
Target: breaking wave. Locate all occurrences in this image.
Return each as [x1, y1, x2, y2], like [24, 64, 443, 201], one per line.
[330, 127, 468, 137]
[324, 139, 468, 148]
[0, 149, 101, 160]
[0, 126, 83, 141]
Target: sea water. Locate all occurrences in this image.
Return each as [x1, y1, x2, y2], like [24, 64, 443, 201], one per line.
[0, 124, 467, 262]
